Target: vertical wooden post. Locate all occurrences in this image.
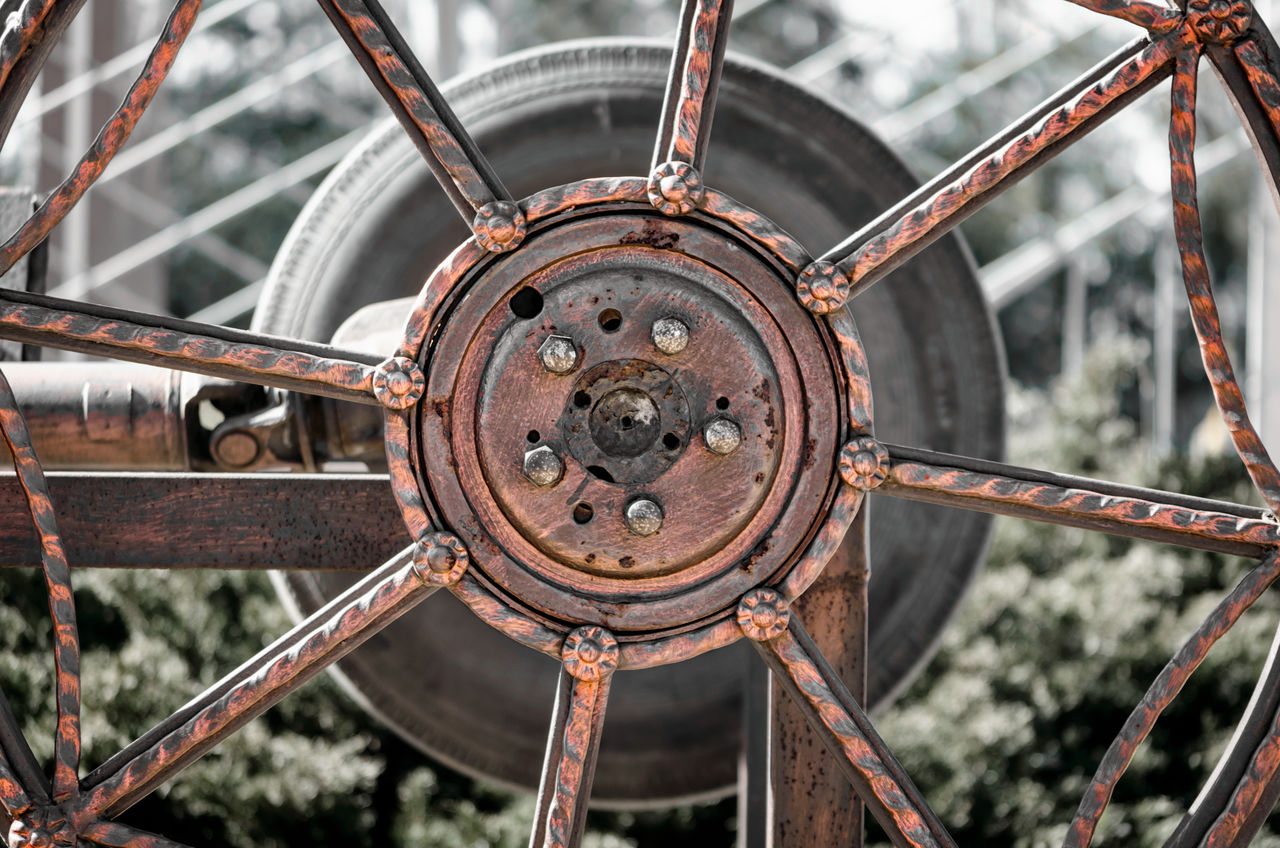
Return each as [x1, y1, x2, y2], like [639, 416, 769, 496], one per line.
[768, 500, 869, 846]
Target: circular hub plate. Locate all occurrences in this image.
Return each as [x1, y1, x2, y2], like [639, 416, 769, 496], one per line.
[416, 210, 844, 632]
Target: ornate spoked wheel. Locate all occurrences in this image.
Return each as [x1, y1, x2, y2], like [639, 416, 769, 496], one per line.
[3, 0, 1280, 846]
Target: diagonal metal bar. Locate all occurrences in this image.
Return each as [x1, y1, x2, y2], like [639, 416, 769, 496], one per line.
[746, 603, 955, 848]
[0, 289, 383, 406]
[1062, 0, 1181, 32]
[81, 819, 194, 848]
[0, 754, 31, 818]
[0, 368, 80, 801]
[530, 628, 616, 848]
[316, 0, 510, 224]
[818, 26, 1194, 300]
[74, 545, 433, 820]
[0, 687, 47, 807]
[1169, 46, 1280, 515]
[0, 0, 89, 149]
[0, 0, 59, 93]
[877, 444, 1280, 558]
[0, 0, 203, 276]
[1065, 550, 1280, 848]
[652, 0, 734, 172]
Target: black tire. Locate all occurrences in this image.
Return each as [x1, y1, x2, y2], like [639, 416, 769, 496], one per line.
[255, 39, 1006, 805]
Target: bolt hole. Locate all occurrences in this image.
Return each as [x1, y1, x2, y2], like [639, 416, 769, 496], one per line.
[663, 432, 680, 451]
[716, 396, 730, 410]
[586, 465, 615, 483]
[573, 502, 594, 524]
[620, 415, 634, 429]
[526, 430, 540, 444]
[598, 308, 623, 333]
[509, 287, 543, 319]
[573, 390, 592, 409]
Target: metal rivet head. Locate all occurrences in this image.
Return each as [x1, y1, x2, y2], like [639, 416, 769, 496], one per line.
[838, 436, 889, 490]
[562, 625, 619, 680]
[796, 260, 851, 315]
[213, 430, 260, 468]
[523, 445, 564, 487]
[413, 533, 468, 586]
[737, 588, 790, 641]
[473, 200, 527, 252]
[538, 335, 578, 374]
[703, 417, 742, 456]
[625, 498, 663, 536]
[647, 161, 705, 216]
[651, 317, 690, 355]
[373, 356, 425, 410]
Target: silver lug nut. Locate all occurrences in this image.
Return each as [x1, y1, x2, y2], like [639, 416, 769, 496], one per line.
[651, 317, 689, 355]
[625, 498, 664, 536]
[704, 417, 742, 455]
[538, 335, 578, 374]
[522, 445, 564, 487]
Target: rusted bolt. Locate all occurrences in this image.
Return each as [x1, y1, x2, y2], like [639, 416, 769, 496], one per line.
[651, 316, 689, 355]
[796, 260, 851, 315]
[538, 335, 578, 374]
[472, 200, 527, 252]
[625, 498, 663, 536]
[647, 160, 705, 216]
[562, 625, 618, 680]
[737, 588, 790, 641]
[373, 356, 425, 410]
[213, 430, 260, 468]
[839, 435, 889, 490]
[703, 417, 742, 456]
[523, 445, 564, 487]
[412, 532, 469, 586]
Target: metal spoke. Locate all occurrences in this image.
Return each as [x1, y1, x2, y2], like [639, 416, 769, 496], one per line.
[0, 369, 80, 802]
[738, 590, 955, 848]
[0, 473, 403, 571]
[815, 27, 1193, 300]
[1062, 0, 1181, 31]
[73, 537, 461, 820]
[1065, 550, 1280, 848]
[878, 443, 1280, 558]
[1169, 46, 1280, 515]
[81, 820, 194, 848]
[0, 289, 391, 407]
[653, 0, 733, 173]
[0, 0, 202, 277]
[0, 687, 47, 807]
[315, 0, 522, 249]
[529, 627, 616, 848]
[0, 0, 59, 92]
[0, 754, 31, 818]
[0, 0, 89, 148]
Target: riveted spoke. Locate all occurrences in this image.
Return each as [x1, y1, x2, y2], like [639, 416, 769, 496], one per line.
[653, 0, 734, 173]
[316, 0, 519, 244]
[817, 27, 1193, 300]
[0, 369, 81, 802]
[1064, 550, 1280, 848]
[530, 628, 617, 848]
[1062, 0, 1181, 31]
[75, 544, 436, 819]
[0, 289, 385, 406]
[0, 754, 30, 818]
[0, 0, 202, 277]
[1169, 46, 1280, 515]
[81, 820, 195, 848]
[878, 444, 1280, 558]
[744, 601, 955, 848]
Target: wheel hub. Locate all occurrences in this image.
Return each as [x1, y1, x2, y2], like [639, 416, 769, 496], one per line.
[404, 200, 853, 633]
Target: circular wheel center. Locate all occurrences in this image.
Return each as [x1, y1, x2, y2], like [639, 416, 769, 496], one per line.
[561, 359, 690, 483]
[591, 388, 658, 455]
[412, 204, 846, 630]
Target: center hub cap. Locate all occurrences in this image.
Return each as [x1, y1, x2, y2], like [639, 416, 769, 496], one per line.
[389, 180, 866, 643]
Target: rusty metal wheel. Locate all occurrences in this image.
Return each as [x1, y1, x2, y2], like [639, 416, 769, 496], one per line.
[1, 1, 1280, 847]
